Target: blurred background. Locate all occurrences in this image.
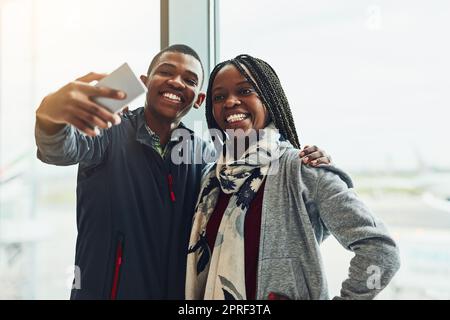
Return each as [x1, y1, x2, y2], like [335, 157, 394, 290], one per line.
[0, 0, 449, 299]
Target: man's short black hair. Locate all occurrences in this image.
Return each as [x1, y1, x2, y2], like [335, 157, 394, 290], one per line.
[147, 44, 204, 87]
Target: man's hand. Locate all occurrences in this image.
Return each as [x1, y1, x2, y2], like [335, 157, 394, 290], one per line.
[299, 145, 332, 166]
[35, 72, 126, 136]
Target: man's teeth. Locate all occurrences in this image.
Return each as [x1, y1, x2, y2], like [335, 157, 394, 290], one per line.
[163, 92, 181, 102]
[226, 113, 248, 123]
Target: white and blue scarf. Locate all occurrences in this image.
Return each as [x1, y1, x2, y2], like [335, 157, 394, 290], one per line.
[186, 123, 291, 300]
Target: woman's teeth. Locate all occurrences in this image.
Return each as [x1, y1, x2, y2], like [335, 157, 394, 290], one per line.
[226, 113, 248, 123]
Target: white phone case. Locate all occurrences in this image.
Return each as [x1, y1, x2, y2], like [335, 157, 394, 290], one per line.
[93, 62, 147, 113]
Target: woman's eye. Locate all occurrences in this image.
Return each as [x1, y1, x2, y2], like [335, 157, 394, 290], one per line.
[213, 95, 225, 102]
[239, 88, 253, 95]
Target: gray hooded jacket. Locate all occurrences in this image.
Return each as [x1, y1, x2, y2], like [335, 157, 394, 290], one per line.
[255, 149, 400, 300]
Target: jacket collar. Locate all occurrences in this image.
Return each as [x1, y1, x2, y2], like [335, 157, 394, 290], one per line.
[135, 107, 193, 147]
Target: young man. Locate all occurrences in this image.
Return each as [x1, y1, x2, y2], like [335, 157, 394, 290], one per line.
[35, 45, 331, 299]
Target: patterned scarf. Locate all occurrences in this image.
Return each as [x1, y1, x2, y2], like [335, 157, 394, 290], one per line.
[186, 123, 291, 299]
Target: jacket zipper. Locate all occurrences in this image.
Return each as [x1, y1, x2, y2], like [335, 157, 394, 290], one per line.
[110, 235, 124, 300]
[167, 174, 176, 202]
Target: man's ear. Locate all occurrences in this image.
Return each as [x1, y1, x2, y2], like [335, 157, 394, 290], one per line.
[140, 75, 148, 85]
[193, 92, 206, 109]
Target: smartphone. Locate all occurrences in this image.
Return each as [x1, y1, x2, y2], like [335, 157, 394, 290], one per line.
[93, 62, 147, 113]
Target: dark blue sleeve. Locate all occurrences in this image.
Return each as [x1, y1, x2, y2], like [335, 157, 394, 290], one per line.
[35, 122, 110, 167]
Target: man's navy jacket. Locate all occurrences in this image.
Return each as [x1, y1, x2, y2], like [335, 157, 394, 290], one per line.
[35, 107, 214, 299]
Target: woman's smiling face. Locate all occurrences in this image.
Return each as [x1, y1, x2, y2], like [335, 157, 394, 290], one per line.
[211, 64, 269, 134]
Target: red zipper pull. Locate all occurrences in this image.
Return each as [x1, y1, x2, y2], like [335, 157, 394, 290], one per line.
[110, 241, 123, 300]
[268, 291, 290, 300]
[167, 174, 176, 202]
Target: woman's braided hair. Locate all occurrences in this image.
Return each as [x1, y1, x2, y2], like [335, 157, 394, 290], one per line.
[205, 54, 301, 149]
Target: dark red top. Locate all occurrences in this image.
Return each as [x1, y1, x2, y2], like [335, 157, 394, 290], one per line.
[206, 181, 265, 300]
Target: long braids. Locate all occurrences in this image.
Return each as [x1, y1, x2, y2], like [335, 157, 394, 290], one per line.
[205, 54, 301, 149]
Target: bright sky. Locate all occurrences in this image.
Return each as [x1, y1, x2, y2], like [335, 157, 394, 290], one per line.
[1, 0, 448, 172]
[219, 0, 450, 171]
[0, 0, 159, 174]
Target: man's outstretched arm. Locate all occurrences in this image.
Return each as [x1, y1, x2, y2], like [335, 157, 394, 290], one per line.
[35, 72, 125, 166]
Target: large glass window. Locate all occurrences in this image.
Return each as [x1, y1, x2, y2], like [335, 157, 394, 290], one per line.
[219, 0, 450, 299]
[0, 0, 160, 299]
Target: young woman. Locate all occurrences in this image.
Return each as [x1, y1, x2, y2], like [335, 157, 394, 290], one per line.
[186, 54, 400, 300]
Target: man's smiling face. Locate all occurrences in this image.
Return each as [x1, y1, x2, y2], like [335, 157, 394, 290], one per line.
[141, 51, 205, 123]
